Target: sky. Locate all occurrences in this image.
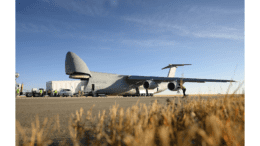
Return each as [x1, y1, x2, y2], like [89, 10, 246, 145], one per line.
[3, 1, 260, 144]
[15, 0, 245, 94]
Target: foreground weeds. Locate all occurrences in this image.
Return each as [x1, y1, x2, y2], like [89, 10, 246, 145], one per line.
[16, 94, 244, 146]
[16, 114, 60, 146]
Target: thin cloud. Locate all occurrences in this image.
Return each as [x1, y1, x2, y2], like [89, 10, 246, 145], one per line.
[123, 17, 189, 35]
[41, 0, 120, 16]
[41, 0, 145, 16]
[99, 47, 111, 50]
[123, 16, 243, 40]
[16, 22, 65, 35]
[122, 4, 243, 40]
[192, 32, 244, 40]
[188, 6, 244, 15]
[121, 39, 175, 47]
[191, 25, 244, 40]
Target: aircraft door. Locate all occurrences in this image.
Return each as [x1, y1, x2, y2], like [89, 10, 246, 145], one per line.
[92, 84, 95, 91]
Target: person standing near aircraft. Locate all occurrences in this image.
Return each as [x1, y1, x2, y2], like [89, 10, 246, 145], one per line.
[40, 89, 43, 96]
[16, 88, 20, 97]
[54, 90, 57, 97]
[179, 80, 186, 97]
[182, 86, 186, 97]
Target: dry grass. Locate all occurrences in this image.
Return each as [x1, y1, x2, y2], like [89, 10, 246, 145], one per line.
[16, 94, 244, 146]
[16, 114, 61, 146]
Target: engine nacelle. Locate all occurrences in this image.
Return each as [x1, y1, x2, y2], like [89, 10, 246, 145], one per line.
[167, 82, 178, 91]
[143, 80, 158, 89]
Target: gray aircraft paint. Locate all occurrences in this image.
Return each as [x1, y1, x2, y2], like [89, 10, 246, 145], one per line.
[65, 52, 235, 96]
[76, 72, 168, 95]
[65, 52, 168, 95]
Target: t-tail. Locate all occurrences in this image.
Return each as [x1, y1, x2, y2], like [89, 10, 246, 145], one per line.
[162, 64, 192, 77]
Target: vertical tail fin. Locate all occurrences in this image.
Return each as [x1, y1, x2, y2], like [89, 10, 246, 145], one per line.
[162, 64, 192, 77]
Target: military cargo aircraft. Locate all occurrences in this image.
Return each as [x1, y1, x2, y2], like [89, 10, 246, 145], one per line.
[65, 52, 235, 97]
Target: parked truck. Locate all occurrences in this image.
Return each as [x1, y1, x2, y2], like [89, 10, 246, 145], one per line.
[46, 80, 87, 97]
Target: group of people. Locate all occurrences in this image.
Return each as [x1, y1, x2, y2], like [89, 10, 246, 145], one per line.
[42, 89, 58, 97]
[15, 88, 58, 97]
[47, 89, 58, 97]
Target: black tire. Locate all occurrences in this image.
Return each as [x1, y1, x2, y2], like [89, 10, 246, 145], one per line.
[93, 93, 98, 97]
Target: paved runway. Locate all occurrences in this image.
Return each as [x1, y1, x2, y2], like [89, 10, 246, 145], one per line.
[16, 95, 236, 140]
[16, 96, 168, 138]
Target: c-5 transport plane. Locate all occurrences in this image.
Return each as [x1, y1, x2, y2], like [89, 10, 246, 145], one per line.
[65, 52, 235, 97]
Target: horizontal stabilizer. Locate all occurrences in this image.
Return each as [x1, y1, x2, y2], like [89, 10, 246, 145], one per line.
[162, 64, 192, 70]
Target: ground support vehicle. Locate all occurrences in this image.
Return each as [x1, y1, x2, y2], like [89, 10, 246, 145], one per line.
[59, 89, 73, 97]
[25, 88, 45, 97]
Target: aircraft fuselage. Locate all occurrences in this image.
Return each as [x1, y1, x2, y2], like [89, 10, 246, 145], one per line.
[83, 72, 168, 95]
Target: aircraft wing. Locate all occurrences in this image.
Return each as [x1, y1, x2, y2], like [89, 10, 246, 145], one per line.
[127, 75, 235, 83]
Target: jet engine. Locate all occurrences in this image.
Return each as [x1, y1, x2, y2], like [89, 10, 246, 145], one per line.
[167, 82, 178, 91]
[143, 80, 158, 89]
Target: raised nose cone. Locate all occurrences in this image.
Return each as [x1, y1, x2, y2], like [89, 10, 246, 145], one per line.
[65, 52, 92, 77]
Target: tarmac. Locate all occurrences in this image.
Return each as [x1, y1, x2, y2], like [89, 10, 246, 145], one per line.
[15, 94, 237, 141]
